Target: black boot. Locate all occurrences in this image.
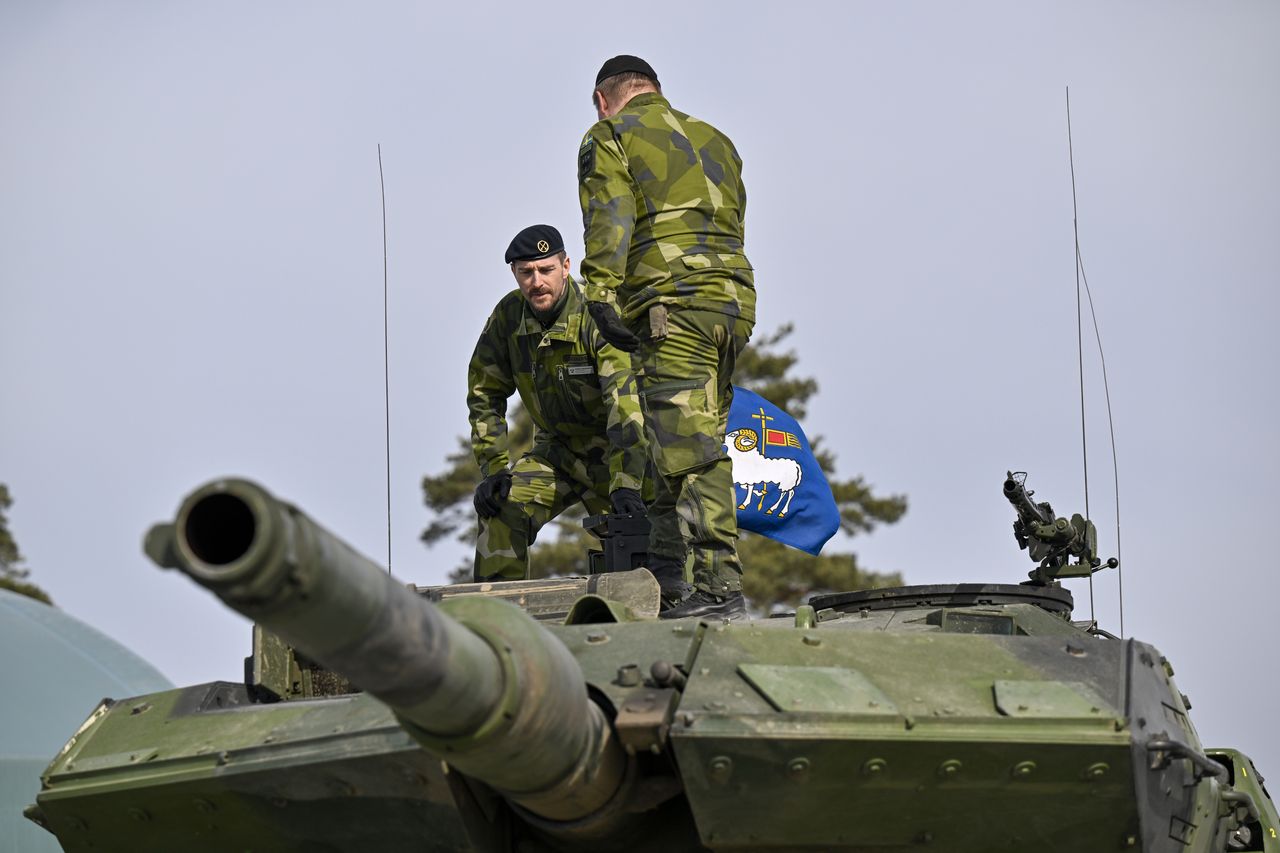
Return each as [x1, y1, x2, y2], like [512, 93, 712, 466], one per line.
[645, 560, 693, 610]
[659, 589, 746, 620]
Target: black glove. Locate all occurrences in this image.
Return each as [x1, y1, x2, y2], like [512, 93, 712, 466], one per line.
[609, 488, 646, 516]
[473, 471, 512, 518]
[587, 302, 641, 353]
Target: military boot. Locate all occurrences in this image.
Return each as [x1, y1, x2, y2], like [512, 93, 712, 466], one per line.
[659, 589, 746, 620]
[645, 559, 693, 610]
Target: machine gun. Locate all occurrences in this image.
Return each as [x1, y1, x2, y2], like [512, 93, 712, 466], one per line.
[1004, 471, 1117, 585]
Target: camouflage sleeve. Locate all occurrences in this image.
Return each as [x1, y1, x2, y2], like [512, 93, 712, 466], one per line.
[590, 326, 646, 493]
[577, 125, 635, 306]
[735, 145, 747, 240]
[466, 312, 515, 476]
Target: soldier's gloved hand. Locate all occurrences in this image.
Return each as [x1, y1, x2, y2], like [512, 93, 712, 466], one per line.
[473, 471, 512, 519]
[609, 488, 646, 516]
[587, 302, 641, 353]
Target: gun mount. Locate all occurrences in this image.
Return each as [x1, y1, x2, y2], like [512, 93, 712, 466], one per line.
[26, 475, 1278, 852]
[1004, 471, 1118, 585]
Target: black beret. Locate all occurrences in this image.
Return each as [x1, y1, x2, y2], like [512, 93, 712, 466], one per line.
[504, 224, 564, 264]
[595, 54, 659, 87]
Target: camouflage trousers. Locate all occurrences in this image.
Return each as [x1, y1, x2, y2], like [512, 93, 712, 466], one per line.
[473, 440, 612, 581]
[637, 307, 753, 594]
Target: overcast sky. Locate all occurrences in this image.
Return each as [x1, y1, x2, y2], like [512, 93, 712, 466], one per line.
[3, 2, 1277, 778]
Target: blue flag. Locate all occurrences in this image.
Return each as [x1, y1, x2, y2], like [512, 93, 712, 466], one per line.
[725, 386, 840, 555]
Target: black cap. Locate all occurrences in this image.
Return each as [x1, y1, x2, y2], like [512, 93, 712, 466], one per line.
[504, 224, 564, 264]
[595, 54, 658, 87]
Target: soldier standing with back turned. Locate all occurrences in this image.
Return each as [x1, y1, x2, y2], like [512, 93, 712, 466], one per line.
[469, 224, 648, 582]
[577, 56, 756, 619]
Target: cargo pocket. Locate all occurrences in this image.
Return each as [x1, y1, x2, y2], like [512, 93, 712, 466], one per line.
[564, 358, 602, 418]
[640, 378, 724, 477]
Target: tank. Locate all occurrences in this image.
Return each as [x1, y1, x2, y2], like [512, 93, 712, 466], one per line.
[25, 475, 1279, 852]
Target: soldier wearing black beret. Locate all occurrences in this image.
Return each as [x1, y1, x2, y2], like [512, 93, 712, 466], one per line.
[503, 223, 564, 265]
[466, 224, 649, 581]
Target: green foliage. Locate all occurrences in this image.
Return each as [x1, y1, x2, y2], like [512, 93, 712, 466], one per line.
[0, 483, 53, 605]
[421, 325, 907, 607]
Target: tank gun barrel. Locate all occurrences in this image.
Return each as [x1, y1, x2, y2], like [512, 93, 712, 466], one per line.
[144, 477, 626, 824]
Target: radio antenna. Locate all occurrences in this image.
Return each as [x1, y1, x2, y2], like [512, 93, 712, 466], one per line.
[1066, 89, 1125, 636]
[379, 144, 392, 575]
[1067, 88, 1093, 625]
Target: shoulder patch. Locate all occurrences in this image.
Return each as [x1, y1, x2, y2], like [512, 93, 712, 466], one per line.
[578, 135, 596, 182]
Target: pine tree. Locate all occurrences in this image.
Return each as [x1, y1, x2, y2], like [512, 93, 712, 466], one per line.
[0, 483, 54, 605]
[421, 325, 906, 608]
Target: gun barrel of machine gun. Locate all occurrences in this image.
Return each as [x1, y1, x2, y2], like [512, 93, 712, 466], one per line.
[1003, 473, 1052, 525]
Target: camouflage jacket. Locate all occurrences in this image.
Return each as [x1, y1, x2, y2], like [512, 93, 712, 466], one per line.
[578, 92, 756, 324]
[467, 279, 646, 493]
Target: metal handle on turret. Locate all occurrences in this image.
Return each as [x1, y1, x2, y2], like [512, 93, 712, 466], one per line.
[1146, 737, 1229, 781]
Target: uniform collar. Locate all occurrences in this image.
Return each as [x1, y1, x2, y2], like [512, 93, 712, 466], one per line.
[621, 91, 668, 112]
[518, 278, 584, 343]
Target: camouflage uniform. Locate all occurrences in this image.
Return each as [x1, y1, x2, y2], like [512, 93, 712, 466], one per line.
[468, 278, 646, 580]
[578, 91, 755, 595]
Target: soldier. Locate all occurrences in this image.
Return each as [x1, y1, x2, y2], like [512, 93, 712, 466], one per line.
[469, 224, 648, 581]
[578, 56, 756, 619]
